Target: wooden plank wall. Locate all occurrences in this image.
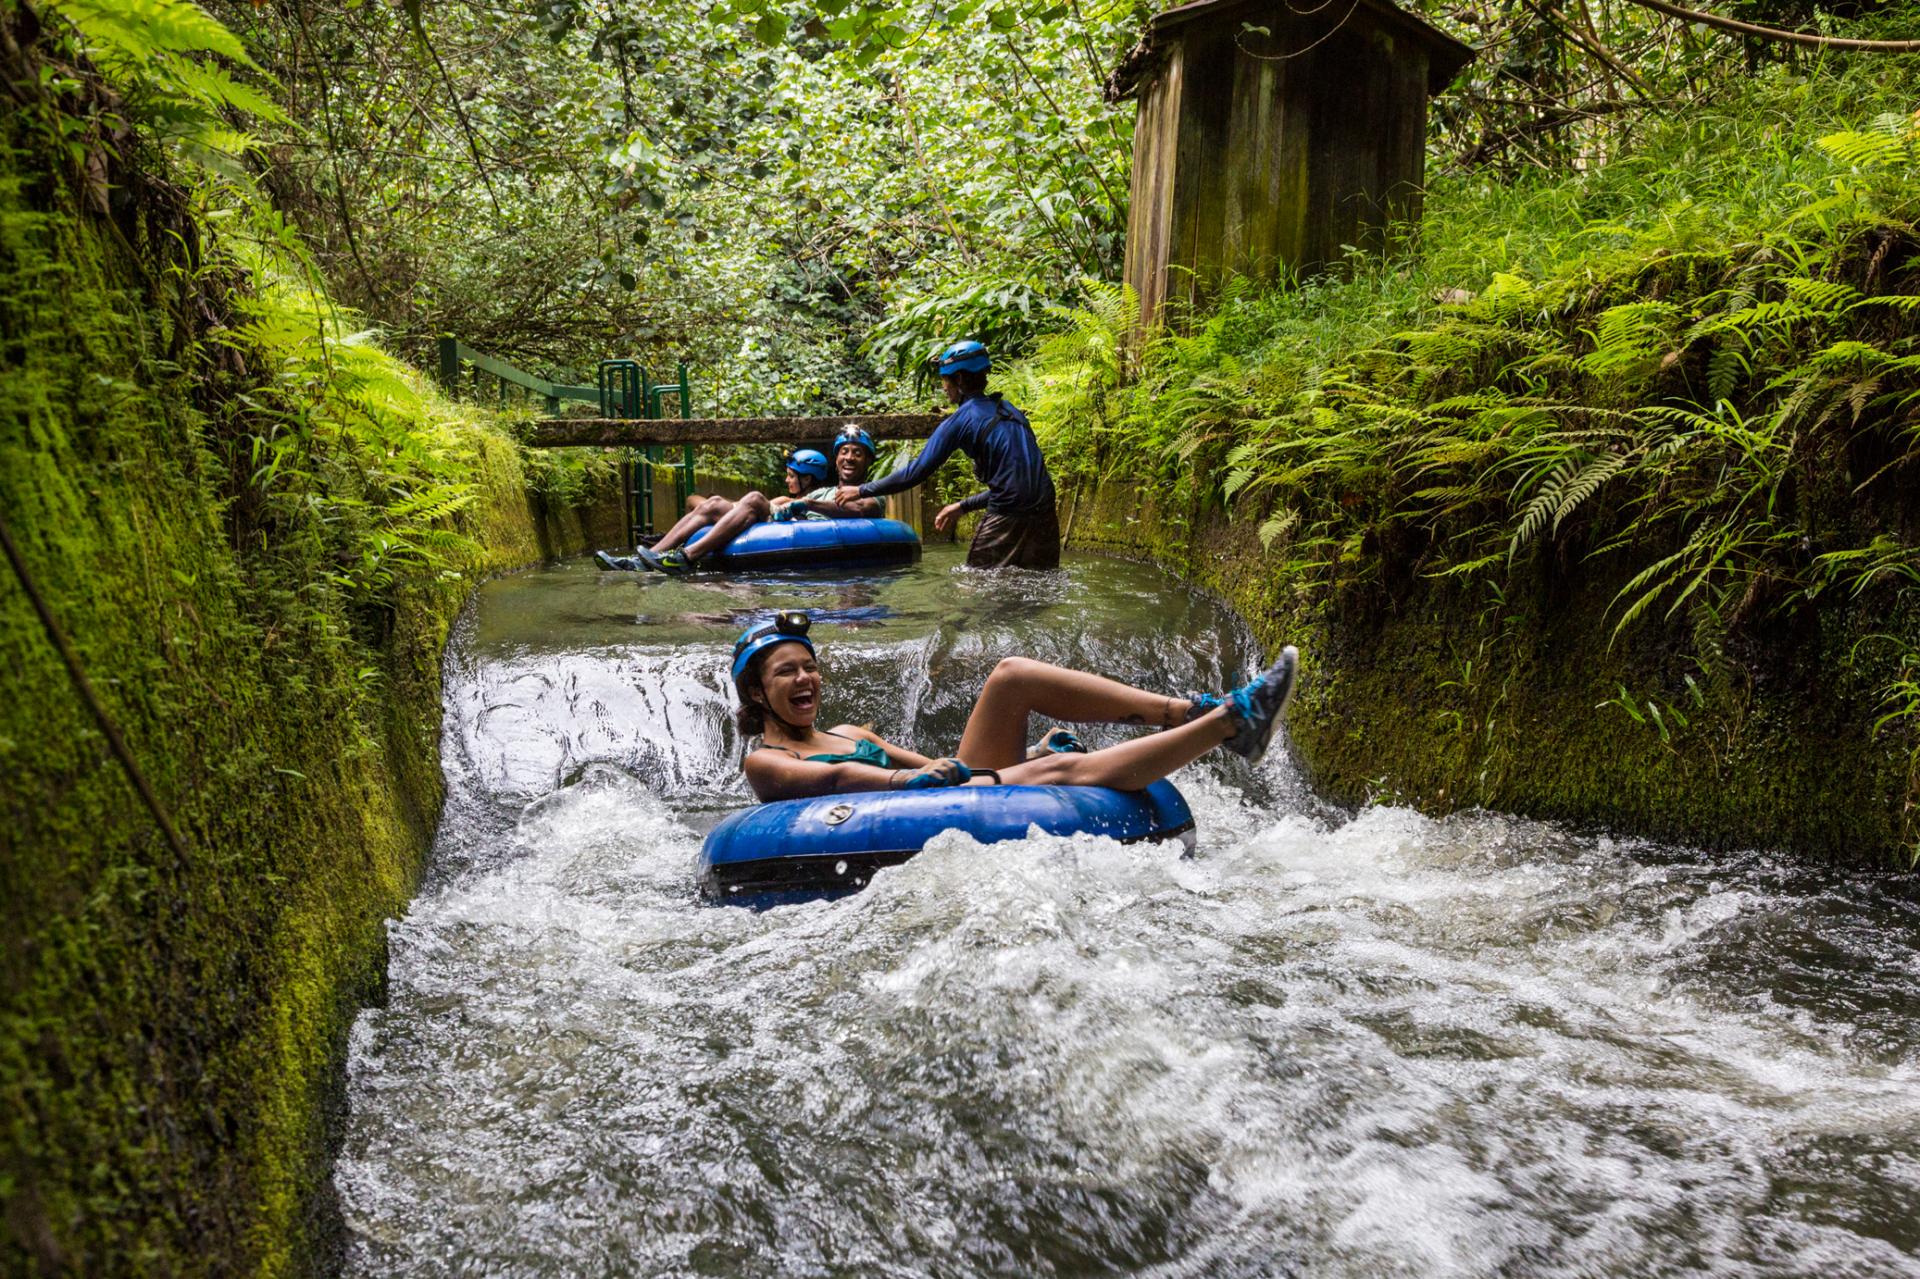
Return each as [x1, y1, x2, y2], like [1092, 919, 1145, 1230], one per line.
[524, 412, 942, 449]
[1124, 51, 1186, 330]
[1123, 0, 1439, 327]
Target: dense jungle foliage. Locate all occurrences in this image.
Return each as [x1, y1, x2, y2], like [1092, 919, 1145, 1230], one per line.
[1015, 68, 1920, 855]
[15, 0, 1920, 833]
[157, 0, 1920, 406]
[1, 5, 630, 1268]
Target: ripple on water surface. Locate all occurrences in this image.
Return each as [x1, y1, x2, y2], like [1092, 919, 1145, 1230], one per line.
[338, 547, 1920, 1277]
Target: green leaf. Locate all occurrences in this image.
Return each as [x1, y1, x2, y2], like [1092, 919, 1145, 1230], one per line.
[52, 0, 254, 66]
[752, 12, 788, 44]
[164, 58, 289, 123]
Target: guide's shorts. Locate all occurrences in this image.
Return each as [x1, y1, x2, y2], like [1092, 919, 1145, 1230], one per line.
[966, 506, 1061, 570]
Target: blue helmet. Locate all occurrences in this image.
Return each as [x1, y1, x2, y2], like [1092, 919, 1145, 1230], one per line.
[937, 340, 991, 376]
[786, 448, 829, 480]
[833, 424, 876, 458]
[731, 610, 814, 688]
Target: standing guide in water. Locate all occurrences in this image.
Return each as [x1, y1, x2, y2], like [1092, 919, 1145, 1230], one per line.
[834, 340, 1060, 569]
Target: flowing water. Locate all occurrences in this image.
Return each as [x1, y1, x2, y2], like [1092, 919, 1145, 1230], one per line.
[336, 545, 1920, 1278]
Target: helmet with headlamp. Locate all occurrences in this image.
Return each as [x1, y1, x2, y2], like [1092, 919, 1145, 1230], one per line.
[730, 610, 814, 691]
[832, 424, 876, 459]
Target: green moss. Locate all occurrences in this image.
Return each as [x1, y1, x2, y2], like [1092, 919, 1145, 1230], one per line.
[0, 121, 618, 1276]
[1067, 475, 1913, 862]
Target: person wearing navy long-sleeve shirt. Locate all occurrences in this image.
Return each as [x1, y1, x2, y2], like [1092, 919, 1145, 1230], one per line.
[835, 340, 1060, 569]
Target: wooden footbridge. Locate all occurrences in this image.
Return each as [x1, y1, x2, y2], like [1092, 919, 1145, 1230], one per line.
[438, 339, 941, 543]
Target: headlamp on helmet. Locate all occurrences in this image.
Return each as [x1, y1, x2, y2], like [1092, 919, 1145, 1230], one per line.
[833, 424, 876, 458]
[731, 610, 815, 685]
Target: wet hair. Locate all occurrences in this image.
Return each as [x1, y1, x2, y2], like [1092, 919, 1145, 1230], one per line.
[734, 653, 769, 738]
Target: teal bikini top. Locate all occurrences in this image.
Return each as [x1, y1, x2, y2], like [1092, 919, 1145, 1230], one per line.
[807, 737, 889, 767]
[759, 733, 889, 767]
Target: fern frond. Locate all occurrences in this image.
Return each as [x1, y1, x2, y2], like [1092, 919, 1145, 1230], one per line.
[53, 0, 253, 66]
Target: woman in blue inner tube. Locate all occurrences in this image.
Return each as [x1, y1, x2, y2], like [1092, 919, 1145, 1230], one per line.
[734, 612, 1299, 801]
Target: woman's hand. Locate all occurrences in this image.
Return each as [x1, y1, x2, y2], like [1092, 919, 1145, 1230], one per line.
[933, 501, 964, 533]
[892, 758, 972, 790]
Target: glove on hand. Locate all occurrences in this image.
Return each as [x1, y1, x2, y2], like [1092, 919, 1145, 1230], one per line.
[898, 758, 972, 789]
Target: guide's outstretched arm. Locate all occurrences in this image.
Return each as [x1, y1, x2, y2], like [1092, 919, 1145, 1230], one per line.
[836, 419, 962, 504]
[933, 491, 990, 532]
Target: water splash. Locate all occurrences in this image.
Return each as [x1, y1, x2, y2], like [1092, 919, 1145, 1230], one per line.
[338, 548, 1920, 1277]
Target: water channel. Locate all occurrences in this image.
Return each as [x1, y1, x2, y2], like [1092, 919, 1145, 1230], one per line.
[336, 544, 1920, 1277]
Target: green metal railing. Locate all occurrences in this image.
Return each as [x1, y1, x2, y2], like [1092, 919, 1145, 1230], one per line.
[437, 337, 600, 413]
[608, 361, 696, 547]
[436, 338, 697, 543]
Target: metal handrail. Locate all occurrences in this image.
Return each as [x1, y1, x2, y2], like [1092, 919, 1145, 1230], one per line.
[435, 337, 598, 412]
[436, 338, 702, 543]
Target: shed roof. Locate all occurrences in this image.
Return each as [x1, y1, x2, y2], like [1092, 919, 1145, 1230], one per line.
[1107, 0, 1476, 100]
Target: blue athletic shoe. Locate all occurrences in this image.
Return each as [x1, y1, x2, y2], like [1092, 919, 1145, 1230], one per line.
[633, 546, 665, 572]
[653, 548, 693, 576]
[594, 550, 626, 571]
[1221, 646, 1299, 761]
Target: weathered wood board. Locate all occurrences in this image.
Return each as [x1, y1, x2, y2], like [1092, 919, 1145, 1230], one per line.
[524, 413, 944, 448]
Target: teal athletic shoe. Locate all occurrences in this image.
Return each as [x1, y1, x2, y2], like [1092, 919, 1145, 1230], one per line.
[633, 546, 665, 572]
[1158, 691, 1222, 733]
[1221, 646, 1299, 761]
[653, 548, 694, 576]
[1187, 692, 1224, 722]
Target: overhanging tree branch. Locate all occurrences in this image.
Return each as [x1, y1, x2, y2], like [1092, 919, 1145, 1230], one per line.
[1621, 0, 1920, 51]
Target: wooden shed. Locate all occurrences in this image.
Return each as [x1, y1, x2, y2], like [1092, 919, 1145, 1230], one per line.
[1112, 0, 1474, 327]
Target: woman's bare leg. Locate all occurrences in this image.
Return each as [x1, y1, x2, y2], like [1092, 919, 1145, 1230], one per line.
[654, 495, 735, 552]
[991, 708, 1234, 791]
[954, 657, 1204, 769]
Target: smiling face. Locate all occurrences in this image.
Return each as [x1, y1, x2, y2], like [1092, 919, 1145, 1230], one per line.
[783, 467, 809, 496]
[834, 443, 871, 484]
[752, 640, 821, 730]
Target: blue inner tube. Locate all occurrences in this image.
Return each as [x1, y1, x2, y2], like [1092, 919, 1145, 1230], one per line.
[685, 517, 920, 570]
[700, 780, 1195, 906]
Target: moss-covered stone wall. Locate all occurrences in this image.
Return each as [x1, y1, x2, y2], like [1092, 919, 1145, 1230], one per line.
[1065, 477, 1914, 863]
[0, 125, 619, 1277]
